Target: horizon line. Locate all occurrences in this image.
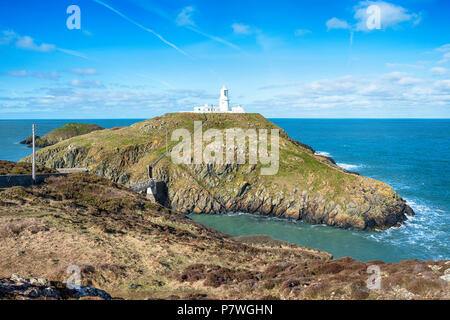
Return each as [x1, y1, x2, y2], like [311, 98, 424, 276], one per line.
[1, 117, 450, 121]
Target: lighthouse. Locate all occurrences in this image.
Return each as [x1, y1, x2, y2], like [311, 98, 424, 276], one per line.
[188, 87, 245, 113]
[219, 85, 230, 112]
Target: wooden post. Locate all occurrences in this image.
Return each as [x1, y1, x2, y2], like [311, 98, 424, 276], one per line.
[32, 124, 36, 184]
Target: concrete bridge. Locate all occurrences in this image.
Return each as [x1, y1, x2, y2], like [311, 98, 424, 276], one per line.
[128, 178, 167, 205]
[128, 155, 168, 205]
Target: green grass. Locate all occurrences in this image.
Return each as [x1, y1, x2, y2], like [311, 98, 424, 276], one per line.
[23, 112, 360, 203]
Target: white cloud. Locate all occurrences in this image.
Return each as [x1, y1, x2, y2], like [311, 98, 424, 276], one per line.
[294, 29, 312, 36]
[326, 1, 421, 35]
[310, 76, 358, 94]
[258, 83, 300, 90]
[231, 23, 273, 52]
[435, 43, 450, 53]
[230, 23, 279, 52]
[71, 68, 98, 75]
[0, 29, 87, 59]
[354, 1, 421, 31]
[7, 70, 28, 77]
[382, 71, 408, 81]
[173, 6, 240, 50]
[250, 72, 449, 116]
[430, 67, 447, 76]
[15, 35, 55, 52]
[232, 23, 252, 35]
[176, 6, 195, 26]
[31, 72, 59, 80]
[0, 87, 216, 116]
[0, 30, 17, 45]
[256, 34, 282, 52]
[397, 77, 422, 85]
[438, 52, 450, 64]
[326, 18, 350, 30]
[5, 70, 59, 80]
[69, 79, 104, 88]
[382, 72, 421, 85]
[0, 30, 55, 52]
[386, 63, 423, 69]
[434, 80, 450, 90]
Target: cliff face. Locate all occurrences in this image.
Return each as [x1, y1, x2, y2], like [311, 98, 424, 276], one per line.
[21, 113, 413, 230]
[0, 174, 447, 300]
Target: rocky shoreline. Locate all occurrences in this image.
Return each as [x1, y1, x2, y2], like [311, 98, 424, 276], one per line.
[22, 113, 414, 230]
[158, 162, 414, 230]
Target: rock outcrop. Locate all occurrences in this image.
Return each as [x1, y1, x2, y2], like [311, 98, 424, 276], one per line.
[20, 123, 103, 148]
[21, 113, 414, 230]
[0, 274, 111, 300]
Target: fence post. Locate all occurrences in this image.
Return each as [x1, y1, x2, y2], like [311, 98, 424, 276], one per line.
[165, 127, 168, 155]
[32, 124, 36, 184]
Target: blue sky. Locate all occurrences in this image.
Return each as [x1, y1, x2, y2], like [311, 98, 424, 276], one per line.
[0, 0, 449, 118]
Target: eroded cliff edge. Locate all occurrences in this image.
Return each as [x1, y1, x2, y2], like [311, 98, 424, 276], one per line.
[21, 113, 414, 230]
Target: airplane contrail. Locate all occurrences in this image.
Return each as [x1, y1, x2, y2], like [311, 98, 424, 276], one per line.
[129, 0, 241, 51]
[186, 26, 241, 51]
[57, 48, 89, 60]
[92, 0, 190, 57]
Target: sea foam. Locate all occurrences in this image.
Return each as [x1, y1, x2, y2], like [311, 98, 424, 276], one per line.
[336, 163, 362, 170]
[315, 151, 332, 157]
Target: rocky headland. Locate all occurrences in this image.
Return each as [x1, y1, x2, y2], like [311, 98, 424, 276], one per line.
[20, 122, 103, 148]
[22, 113, 413, 230]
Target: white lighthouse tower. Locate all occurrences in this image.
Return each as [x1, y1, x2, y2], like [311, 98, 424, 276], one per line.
[219, 85, 230, 112]
[188, 86, 245, 113]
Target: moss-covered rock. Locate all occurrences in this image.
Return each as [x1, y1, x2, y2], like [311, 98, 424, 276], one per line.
[20, 123, 104, 148]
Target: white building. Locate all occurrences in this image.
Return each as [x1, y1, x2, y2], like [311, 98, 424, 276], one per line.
[192, 86, 245, 114]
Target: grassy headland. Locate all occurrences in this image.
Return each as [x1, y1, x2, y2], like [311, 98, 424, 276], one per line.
[21, 123, 104, 148]
[21, 113, 413, 230]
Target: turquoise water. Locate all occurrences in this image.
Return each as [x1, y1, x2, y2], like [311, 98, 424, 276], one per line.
[0, 119, 448, 262]
[192, 119, 450, 263]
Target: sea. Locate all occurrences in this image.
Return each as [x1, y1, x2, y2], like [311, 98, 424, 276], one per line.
[0, 118, 448, 262]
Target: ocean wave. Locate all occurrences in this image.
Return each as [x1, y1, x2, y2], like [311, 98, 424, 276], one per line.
[365, 196, 450, 260]
[315, 151, 331, 157]
[336, 163, 362, 170]
[405, 198, 445, 217]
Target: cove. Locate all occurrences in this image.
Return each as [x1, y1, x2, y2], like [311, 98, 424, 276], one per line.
[190, 212, 445, 263]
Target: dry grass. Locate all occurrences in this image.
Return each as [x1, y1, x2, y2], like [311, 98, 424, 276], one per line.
[0, 160, 58, 175]
[0, 173, 448, 300]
